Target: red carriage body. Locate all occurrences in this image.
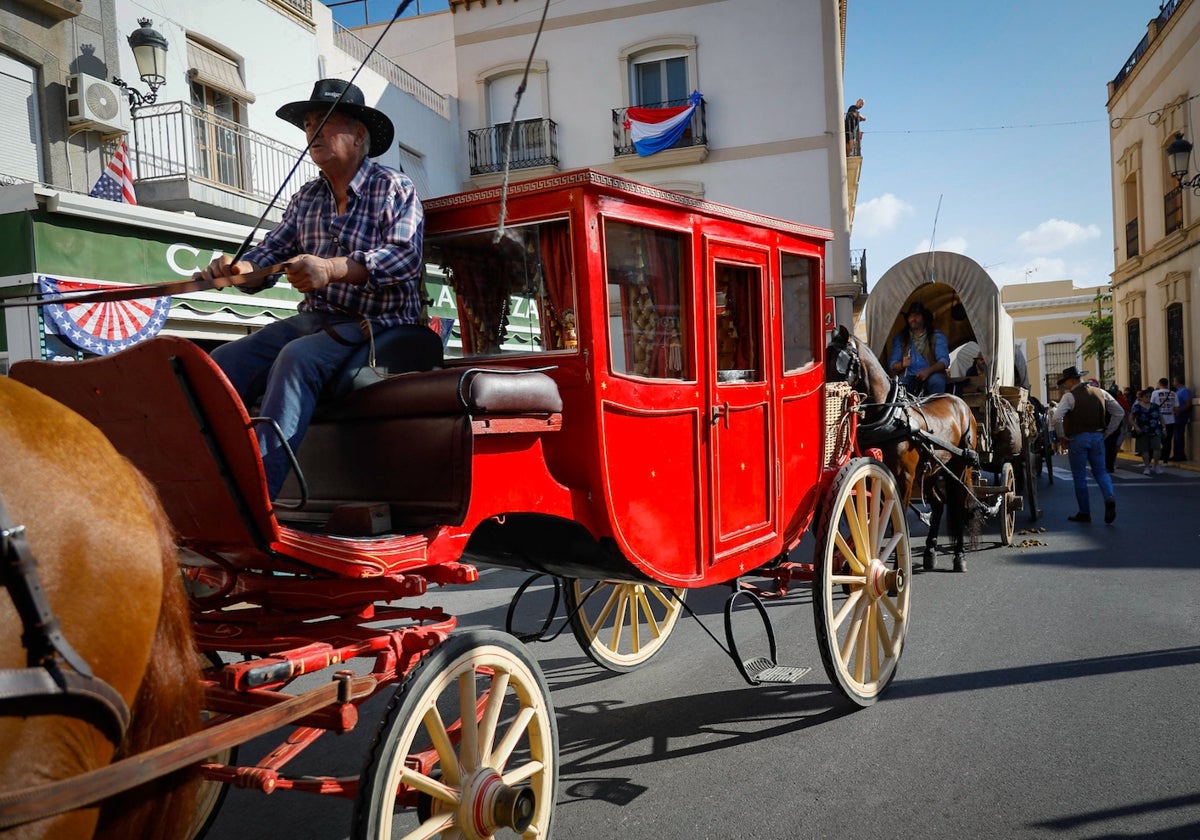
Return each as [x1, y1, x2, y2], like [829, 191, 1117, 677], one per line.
[4, 170, 911, 833]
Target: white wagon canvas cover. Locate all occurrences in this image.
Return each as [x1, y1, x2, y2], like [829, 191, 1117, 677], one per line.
[864, 251, 1018, 390]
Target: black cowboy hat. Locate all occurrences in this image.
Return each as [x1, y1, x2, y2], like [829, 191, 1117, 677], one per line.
[276, 79, 394, 158]
[902, 301, 932, 323]
[1057, 365, 1088, 387]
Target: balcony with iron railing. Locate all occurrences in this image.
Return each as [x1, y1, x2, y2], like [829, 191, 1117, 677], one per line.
[612, 96, 708, 172]
[467, 118, 559, 181]
[1111, 0, 1181, 92]
[128, 100, 319, 227]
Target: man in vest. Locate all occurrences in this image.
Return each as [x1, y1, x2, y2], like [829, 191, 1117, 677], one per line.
[1052, 365, 1125, 523]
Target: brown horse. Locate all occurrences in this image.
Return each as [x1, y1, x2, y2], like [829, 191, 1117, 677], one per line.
[0, 377, 200, 839]
[826, 326, 980, 572]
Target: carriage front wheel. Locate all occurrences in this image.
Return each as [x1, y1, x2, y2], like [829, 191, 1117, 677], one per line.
[565, 579, 686, 672]
[812, 458, 911, 707]
[351, 629, 557, 840]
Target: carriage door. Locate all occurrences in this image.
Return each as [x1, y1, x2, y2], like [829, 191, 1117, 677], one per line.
[707, 242, 776, 560]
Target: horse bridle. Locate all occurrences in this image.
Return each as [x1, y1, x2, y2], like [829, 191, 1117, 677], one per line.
[0, 489, 131, 745]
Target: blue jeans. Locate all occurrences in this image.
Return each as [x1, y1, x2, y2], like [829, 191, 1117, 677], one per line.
[212, 311, 367, 499]
[902, 372, 948, 395]
[1067, 431, 1115, 515]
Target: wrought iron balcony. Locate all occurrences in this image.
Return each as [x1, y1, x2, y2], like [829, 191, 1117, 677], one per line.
[128, 100, 319, 225]
[467, 118, 559, 176]
[612, 96, 707, 157]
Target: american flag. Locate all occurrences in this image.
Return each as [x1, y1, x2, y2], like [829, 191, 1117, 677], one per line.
[40, 276, 170, 356]
[89, 141, 137, 204]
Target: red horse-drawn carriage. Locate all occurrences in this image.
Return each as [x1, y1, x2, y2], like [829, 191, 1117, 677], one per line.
[2, 169, 912, 836]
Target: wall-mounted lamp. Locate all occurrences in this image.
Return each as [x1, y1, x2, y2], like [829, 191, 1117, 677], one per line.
[1166, 132, 1200, 193]
[112, 18, 168, 111]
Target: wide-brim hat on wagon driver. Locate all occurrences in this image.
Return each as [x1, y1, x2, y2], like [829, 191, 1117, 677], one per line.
[902, 301, 932, 323]
[1057, 365, 1088, 387]
[276, 79, 394, 159]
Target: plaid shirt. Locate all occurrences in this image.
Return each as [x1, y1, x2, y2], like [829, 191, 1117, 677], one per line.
[244, 158, 424, 327]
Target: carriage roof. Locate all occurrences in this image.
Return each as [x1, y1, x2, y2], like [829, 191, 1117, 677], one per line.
[864, 251, 1017, 389]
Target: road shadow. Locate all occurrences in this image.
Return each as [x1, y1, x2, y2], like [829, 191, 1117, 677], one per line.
[887, 645, 1200, 699]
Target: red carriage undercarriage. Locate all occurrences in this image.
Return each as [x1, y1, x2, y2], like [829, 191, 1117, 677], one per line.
[6, 169, 912, 836]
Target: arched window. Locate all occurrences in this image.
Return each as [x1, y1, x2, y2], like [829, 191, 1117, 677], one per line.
[1126, 318, 1142, 392]
[1167, 302, 1185, 384]
[619, 36, 697, 108]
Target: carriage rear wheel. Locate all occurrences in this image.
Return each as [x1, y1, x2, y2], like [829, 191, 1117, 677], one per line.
[351, 630, 557, 840]
[564, 580, 685, 672]
[813, 458, 911, 707]
[998, 462, 1017, 545]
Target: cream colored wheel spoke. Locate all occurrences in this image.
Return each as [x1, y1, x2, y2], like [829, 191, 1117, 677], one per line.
[567, 580, 686, 671]
[813, 459, 911, 707]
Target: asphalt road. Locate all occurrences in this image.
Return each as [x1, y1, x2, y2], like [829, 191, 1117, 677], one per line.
[204, 456, 1200, 839]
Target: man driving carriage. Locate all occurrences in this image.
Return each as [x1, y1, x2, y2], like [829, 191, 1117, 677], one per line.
[888, 301, 950, 395]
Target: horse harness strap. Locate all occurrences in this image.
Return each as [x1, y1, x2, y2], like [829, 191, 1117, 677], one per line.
[0, 491, 131, 744]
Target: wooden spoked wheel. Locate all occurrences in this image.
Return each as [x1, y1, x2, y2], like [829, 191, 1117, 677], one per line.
[352, 630, 557, 840]
[813, 458, 911, 707]
[564, 580, 686, 672]
[998, 461, 1017, 546]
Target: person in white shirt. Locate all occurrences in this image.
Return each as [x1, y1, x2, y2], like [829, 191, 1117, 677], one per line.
[1150, 377, 1178, 462]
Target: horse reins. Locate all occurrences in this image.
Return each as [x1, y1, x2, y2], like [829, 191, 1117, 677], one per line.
[0, 490, 131, 745]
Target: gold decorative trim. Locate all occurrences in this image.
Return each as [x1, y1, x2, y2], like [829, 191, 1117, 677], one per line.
[426, 169, 832, 240]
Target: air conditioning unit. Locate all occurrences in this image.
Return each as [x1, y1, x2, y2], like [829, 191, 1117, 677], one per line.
[66, 73, 130, 135]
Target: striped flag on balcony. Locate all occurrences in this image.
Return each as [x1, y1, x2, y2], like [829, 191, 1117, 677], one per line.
[89, 141, 137, 204]
[624, 91, 702, 157]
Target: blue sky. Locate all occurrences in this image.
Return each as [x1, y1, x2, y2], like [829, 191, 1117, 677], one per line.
[322, 0, 448, 28]
[844, 1, 1162, 290]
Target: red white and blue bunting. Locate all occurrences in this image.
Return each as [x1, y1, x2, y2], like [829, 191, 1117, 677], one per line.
[39, 276, 171, 356]
[623, 91, 702, 157]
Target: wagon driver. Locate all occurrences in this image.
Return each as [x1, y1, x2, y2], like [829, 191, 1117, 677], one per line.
[889, 301, 950, 395]
[195, 79, 424, 500]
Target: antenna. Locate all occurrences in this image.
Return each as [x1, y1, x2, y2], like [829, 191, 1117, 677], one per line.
[924, 194, 943, 283]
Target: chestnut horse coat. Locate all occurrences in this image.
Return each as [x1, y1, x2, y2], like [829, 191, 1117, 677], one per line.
[0, 378, 199, 840]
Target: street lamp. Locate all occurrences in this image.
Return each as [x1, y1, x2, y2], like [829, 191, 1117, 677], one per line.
[112, 19, 169, 111]
[1166, 132, 1200, 194]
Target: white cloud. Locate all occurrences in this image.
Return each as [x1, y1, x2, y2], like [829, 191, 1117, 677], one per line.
[915, 235, 969, 255]
[854, 193, 914, 237]
[991, 257, 1067, 287]
[1017, 219, 1101, 253]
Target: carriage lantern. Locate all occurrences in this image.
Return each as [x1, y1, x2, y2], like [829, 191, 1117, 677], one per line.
[1167, 133, 1200, 193]
[113, 18, 169, 111]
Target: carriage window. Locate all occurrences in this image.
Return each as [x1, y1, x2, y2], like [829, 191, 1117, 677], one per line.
[604, 220, 690, 379]
[425, 219, 575, 359]
[714, 262, 762, 382]
[780, 252, 815, 372]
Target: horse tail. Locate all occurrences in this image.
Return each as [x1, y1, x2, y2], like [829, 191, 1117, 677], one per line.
[959, 409, 984, 550]
[95, 466, 201, 840]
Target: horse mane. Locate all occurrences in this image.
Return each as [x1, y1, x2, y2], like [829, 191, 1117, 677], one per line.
[95, 466, 201, 840]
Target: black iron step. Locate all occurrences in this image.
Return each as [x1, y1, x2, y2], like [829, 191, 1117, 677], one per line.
[742, 657, 812, 684]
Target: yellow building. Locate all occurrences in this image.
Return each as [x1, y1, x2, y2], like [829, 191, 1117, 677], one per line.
[1106, 0, 1196, 456]
[1001, 279, 1111, 404]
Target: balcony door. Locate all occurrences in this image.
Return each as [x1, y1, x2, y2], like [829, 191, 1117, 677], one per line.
[486, 72, 546, 168]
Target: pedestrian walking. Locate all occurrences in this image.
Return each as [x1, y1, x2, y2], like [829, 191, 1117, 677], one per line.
[1129, 389, 1164, 474]
[1151, 377, 1177, 462]
[1052, 366, 1124, 523]
[1171, 375, 1191, 462]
